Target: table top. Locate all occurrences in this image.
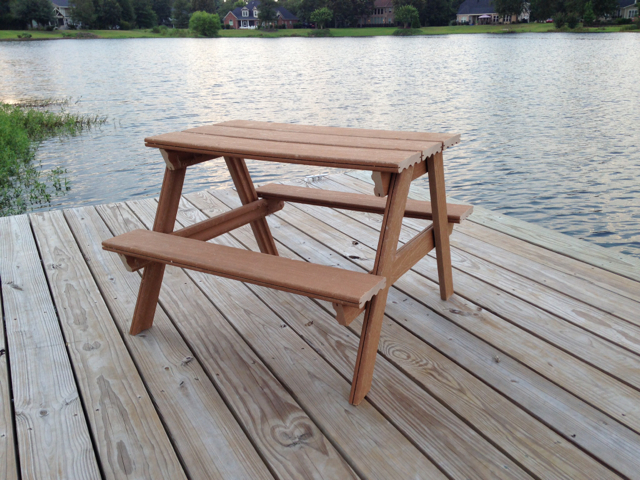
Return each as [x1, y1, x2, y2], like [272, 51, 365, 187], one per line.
[145, 120, 460, 173]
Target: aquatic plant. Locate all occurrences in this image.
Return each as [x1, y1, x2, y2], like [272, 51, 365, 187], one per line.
[0, 101, 106, 216]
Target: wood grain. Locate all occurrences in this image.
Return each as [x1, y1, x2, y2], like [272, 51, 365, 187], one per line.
[180, 190, 458, 480]
[0, 215, 101, 480]
[221, 187, 629, 479]
[207, 188, 621, 480]
[30, 210, 186, 480]
[65, 206, 273, 480]
[0, 247, 18, 480]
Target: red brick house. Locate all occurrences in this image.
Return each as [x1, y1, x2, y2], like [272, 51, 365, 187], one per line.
[223, 0, 298, 29]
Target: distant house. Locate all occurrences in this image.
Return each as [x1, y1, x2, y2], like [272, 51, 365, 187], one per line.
[52, 0, 73, 29]
[362, 0, 394, 26]
[223, 0, 298, 29]
[617, 0, 638, 18]
[456, 0, 529, 24]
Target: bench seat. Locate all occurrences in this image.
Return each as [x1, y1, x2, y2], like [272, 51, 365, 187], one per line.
[103, 229, 386, 309]
[256, 183, 473, 223]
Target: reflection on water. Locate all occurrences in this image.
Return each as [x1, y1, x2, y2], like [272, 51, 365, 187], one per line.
[0, 34, 638, 257]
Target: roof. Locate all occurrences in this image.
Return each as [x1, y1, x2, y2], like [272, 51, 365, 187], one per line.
[228, 0, 298, 21]
[618, 0, 635, 7]
[52, 0, 69, 6]
[457, 0, 497, 15]
[374, 0, 393, 8]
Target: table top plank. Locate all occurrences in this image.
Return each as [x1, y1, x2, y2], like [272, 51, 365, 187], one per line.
[219, 120, 461, 149]
[145, 131, 423, 172]
[185, 124, 443, 158]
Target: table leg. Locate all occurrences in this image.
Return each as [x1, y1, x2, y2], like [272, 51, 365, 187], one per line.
[427, 152, 454, 300]
[349, 165, 414, 405]
[224, 156, 278, 256]
[130, 165, 186, 335]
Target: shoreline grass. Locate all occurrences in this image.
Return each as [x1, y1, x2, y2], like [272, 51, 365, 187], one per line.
[0, 101, 106, 216]
[0, 23, 634, 41]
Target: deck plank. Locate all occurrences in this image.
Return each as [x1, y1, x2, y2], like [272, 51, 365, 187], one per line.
[64, 206, 272, 480]
[205, 189, 621, 480]
[146, 196, 455, 480]
[259, 185, 640, 435]
[346, 170, 640, 283]
[0, 215, 101, 480]
[104, 198, 358, 480]
[30, 210, 187, 480]
[0, 254, 18, 480]
[321, 177, 640, 387]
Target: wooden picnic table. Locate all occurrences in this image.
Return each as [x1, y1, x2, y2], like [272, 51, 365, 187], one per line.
[102, 120, 472, 405]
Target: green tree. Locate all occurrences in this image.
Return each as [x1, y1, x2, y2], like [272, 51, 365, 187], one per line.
[258, 0, 277, 27]
[529, 0, 555, 20]
[310, 6, 332, 27]
[193, 0, 216, 12]
[423, 0, 450, 25]
[100, 0, 123, 26]
[492, 0, 525, 20]
[296, 0, 319, 22]
[395, 4, 418, 27]
[189, 9, 220, 33]
[582, 0, 595, 23]
[152, 0, 172, 24]
[591, 0, 617, 17]
[133, 0, 156, 26]
[172, 0, 191, 26]
[11, 0, 54, 27]
[117, 0, 135, 20]
[69, 0, 95, 26]
[216, 0, 235, 19]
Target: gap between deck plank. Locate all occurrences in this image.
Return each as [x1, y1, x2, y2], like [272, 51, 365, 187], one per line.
[30, 210, 187, 480]
[346, 170, 640, 284]
[106, 198, 359, 480]
[65, 206, 273, 480]
[0, 215, 101, 480]
[206, 188, 627, 480]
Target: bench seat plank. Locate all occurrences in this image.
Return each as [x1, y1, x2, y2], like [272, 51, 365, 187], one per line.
[144, 132, 422, 173]
[103, 230, 385, 308]
[256, 183, 473, 224]
[219, 120, 461, 149]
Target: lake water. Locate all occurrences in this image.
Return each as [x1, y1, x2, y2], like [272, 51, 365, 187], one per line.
[1, 33, 639, 257]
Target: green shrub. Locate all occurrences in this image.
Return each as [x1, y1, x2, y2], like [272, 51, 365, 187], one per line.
[17, 33, 32, 38]
[615, 17, 632, 24]
[392, 27, 422, 35]
[310, 7, 333, 29]
[621, 23, 638, 30]
[553, 13, 565, 28]
[120, 20, 131, 30]
[189, 11, 221, 36]
[395, 5, 420, 29]
[151, 25, 161, 33]
[307, 28, 332, 36]
[566, 13, 579, 28]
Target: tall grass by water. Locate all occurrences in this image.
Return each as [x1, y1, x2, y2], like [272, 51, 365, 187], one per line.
[0, 100, 106, 216]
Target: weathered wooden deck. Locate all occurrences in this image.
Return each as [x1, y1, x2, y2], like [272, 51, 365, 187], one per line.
[2, 171, 640, 480]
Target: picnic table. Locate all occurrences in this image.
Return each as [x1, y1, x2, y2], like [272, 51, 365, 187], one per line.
[102, 120, 473, 405]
